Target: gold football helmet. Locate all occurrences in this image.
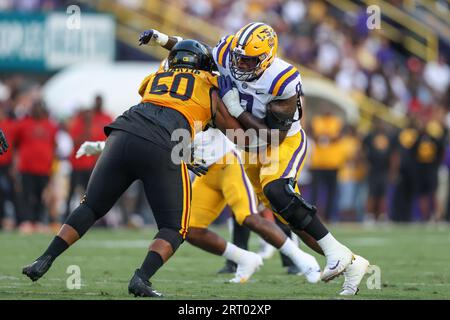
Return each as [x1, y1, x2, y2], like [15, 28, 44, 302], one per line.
[229, 22, 278, 81]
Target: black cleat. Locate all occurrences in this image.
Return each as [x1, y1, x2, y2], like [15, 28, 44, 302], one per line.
[128, 269, 163, 298]
[217, 261, 237, 274]
[22, 255, 53, 281]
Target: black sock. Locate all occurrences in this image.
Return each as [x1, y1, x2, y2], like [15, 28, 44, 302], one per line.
[304, 215, 329, 241]
[41, 236, 69, 261]
[233, 220, 250, 250]
[225, 259, 236, 268]
[138, 251, 164, 280]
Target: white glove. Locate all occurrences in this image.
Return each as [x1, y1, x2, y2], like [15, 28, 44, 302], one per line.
[151, 30, 169, 46]
[222, 87, 244, 118]
[218, 75, 245, 118]
[76, 141, 105, 159]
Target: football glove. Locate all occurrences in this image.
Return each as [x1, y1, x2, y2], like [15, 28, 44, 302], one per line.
[186, 163, 209, 177]
[76, 141, 105, 159]
[0, 129, 8, 155]
[138, 29, 169, 46]
[218, 75, 244, 118]
[186, 142, 208, 177]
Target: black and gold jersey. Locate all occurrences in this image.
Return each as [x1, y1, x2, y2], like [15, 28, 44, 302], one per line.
[139, 66, 218, 135]
[105, 64, 219, 150]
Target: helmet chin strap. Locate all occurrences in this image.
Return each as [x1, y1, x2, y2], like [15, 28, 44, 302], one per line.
[231, 68, 261, 82]
[231, 66, 254, 80]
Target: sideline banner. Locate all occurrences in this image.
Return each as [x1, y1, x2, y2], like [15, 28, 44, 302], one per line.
[0, 12, 115, 71]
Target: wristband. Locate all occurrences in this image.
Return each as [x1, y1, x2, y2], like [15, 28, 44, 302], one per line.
[173, 36, 183, 43]
[154, 31, 169, 46]
[98, 141, 106, 151]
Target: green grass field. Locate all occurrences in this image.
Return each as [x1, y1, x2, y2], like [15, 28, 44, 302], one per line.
[1, 224, 450, 300]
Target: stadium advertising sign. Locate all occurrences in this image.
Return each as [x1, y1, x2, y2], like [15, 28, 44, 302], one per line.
[0, 12, 115, 71]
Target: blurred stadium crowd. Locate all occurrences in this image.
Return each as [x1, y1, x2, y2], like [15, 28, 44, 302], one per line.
[0, 0, 71, 11]
[1, 0, 450, 234]
[177, 0, 449, 114]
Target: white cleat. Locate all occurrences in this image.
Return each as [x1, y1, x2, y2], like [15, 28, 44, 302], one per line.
[340, 255, 370, 296]
[294, 253, 321, 284]
[321, 246, 354, 282]
[229, 253, 263, 283]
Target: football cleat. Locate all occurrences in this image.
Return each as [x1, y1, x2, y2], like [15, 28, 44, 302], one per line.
[22, 255, 53, 282]
[284, 243, 321, 283]
[128, 269, 163, 298]
[340, 255, 370, 296]
[217, 261, 237, 274]
[298, 254, 321, 284]
[321, 246, 354, 282]
[229, 253, 263, 283]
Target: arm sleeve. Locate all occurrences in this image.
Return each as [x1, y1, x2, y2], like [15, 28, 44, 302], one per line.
[211, 35, 230, 66]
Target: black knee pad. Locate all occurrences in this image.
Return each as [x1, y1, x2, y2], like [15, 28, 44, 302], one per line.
[65, 203, 97, 237]
[154, 228, 184, 252]
[263, 178, 316, 230]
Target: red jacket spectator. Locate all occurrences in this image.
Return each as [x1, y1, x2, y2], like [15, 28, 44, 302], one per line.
[93, 95, 113, 138]
[69, 111, 97, 170]
[15, 115, 57, 175]
[0, 117, 16, 166]
[68, 108, 112, 170]
[94, 110, 113, 135]
[93, 94, 113, 137]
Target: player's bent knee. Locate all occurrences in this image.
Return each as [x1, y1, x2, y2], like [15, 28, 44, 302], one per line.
[185, 227, 206, 242]
[263, 178, 316, 230]
[65, 203, 98, 237]
[154, 228, 184, 252]
[242, 214, 263, 229]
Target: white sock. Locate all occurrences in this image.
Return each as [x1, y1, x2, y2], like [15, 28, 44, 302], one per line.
[222, 242, 249, 264]
[291, 232, 300, 246]
[279, 237, 298, 255]
[279, 238, 310, 270]
[316, 232, 343, 258]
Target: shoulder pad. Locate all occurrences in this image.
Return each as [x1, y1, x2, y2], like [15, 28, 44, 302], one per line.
[213, 35, 234, 68]
[268, 61, 300, 97]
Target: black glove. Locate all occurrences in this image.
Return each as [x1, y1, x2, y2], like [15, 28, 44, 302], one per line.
[139, 29, 155, 46]
[0, 129, 8, 155]
[186, 163, 208, 177]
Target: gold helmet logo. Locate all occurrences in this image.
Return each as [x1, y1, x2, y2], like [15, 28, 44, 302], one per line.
[230, 23, 278, 81]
